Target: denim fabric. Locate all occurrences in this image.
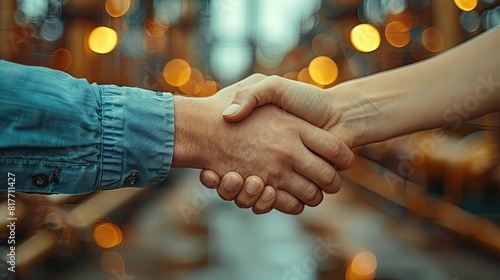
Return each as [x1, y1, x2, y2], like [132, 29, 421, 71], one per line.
[0, 60, 174, 194]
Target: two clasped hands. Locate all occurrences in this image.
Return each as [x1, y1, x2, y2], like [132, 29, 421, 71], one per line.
[171, 28, 499, 214]
[173, 74, 356, 215]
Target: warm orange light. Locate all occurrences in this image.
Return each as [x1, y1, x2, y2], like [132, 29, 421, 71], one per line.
[283, 71, 298, 80]
[350, 251, 377, 278]
[179, 79, 201, 96]
[88, 26, 118, 54]
[163, 59, 191, 87]
[190, 68, 205, 83]
[100, 251, 125, 273]
[454, 0, 478, 11]
[350, 24, 381, 53]
[308, 56, 338, 85]
[105, 0, 131, 17]
[312, 33, 337, 57]
[198, 80, 218, 97]
[49, 48, 72, 71]
[422, 27, 445, 52]
[385, 21, 410, 48]
[93, 222, 123, 249]
[145, 18, 168, 37]
[298, 67, 323, 88]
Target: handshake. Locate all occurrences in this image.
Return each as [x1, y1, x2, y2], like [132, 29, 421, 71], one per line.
[172, 28, 500, 214]
[172, 74, 358, 215]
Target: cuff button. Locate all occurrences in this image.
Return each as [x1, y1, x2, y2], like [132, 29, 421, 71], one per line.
[32, 174, 49, 187]
[124, 176, 140, 186]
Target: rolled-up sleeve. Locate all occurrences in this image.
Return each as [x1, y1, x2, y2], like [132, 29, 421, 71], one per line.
[0, 60, 174, 194]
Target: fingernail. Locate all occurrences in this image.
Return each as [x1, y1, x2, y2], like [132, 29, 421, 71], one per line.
[261, 188, 273, 201]
[222, 104, 240, 116]
[246, 179, 260, 194]
[224, 175, 239, 191]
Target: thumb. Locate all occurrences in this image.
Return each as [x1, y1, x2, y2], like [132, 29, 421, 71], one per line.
[222, 77, 284, 122]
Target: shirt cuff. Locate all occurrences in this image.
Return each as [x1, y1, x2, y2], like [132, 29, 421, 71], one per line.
[98, 85, 174, 190]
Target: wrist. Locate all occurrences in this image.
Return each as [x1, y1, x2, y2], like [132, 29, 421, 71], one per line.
[327, 83, 373, 148]
[172, 95, 215, 168]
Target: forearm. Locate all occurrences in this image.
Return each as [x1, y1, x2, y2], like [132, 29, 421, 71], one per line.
[335, 28, 500, 147]
[0, 61, 174, 193]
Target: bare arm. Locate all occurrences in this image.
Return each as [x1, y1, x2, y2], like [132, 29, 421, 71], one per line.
[224, 27, 500, 147]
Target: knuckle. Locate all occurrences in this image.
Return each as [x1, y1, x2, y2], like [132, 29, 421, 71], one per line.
[302, 185, 319, 205]
[250, 73, 266, 80]
[276, 148, 294, 163]
[321, 167, 337, 187]
[326, 137, 342, 159]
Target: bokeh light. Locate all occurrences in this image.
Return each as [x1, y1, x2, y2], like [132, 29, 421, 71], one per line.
[163, 59, 191, 87]
[312, 33, 337, 57]
[49, 48, 72, 71]
[422, 27, 445, 52]
[93, 222, 123, 249]
[308, 56, 338, 85]
[198, 80, 218, 97]
[454, 0, 478, 12]
[460, 10, 481, 32]
[298, 67, 323, 88]
[88, 26, 118, 54]
[385, 21, 410, 48]
[350, 23, 381, 53]
[283, 71, 298, 80]
[40, 16, 64, 42]
[105, 0, 131, 17]
[346, 251, 377, 280]
[144, 18, 168, 37]
[100, 251, 125, 273]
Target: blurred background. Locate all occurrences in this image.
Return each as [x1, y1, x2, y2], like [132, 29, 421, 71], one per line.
[1, 0, 500, 279]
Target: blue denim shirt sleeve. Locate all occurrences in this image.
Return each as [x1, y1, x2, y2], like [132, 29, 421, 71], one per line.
[0, 60, 174, 194]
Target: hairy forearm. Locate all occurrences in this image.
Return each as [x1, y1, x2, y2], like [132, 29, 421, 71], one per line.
[335, 27, 500, 147]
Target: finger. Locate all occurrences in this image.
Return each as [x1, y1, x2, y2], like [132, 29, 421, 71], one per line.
[292, 148, 342, 194]
[222, 76, 286, 122]
[273, 189, 305, 215]
[275, 173, 324, 207]
[218, 73, 268, 97]
[199, 170, 221, 189]
[300, 127, 354, 171]
[234, 176, 265, 208]
[216, 172, 245, 201]
[252, 186, 276, 214]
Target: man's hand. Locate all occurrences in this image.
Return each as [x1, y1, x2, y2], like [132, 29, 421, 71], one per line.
[173, 75, 353, 215]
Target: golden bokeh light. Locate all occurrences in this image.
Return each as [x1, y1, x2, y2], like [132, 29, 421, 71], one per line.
[350, 24, 381, 53]
[308, 56, 338, 85]
[454, 0, 478, 11]
[100, 251, 125, 273]
[179, 79, 201, 96]
[198, 80, 218, 97]
[385, 21, 410, 48]
[145, 18, 168, 37]
[422, 27, 445, 53]
[346, 251, 377, 280]
[88, 26, 118, 54]
[283, 71, 298, 80]
[93, 222, 123, 249]
[163, 59, 191, 87]
[312, 33, 338, 57]
[105, 0, 131, 17]
[298, 67, 323, 88]
[190, 68, 205, 84]
[49, 48, 72, 71]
